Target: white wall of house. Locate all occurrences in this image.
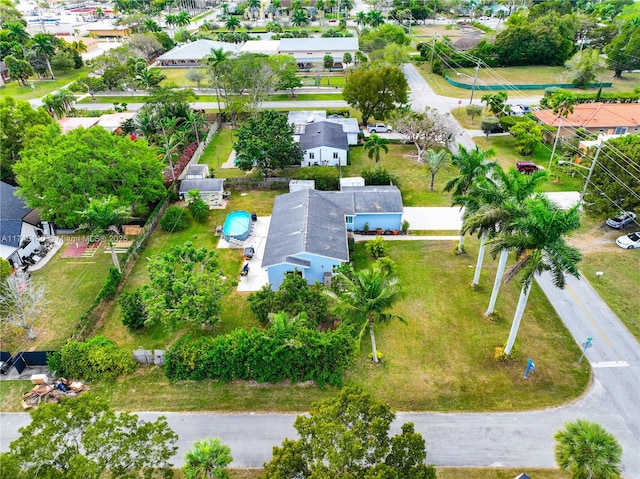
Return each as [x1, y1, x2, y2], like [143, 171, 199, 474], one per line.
[303, 146, 347, 167]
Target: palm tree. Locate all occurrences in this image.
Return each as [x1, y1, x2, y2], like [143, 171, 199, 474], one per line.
[366, 9, 385, 27]
[459, 167, 548, 289]
[291, 8, 309, 27]
[165, 13, 178, 36]
[328, 264, 405, 363]
[136, 68, 166, 89]
[175, 10, 191, 27]
[183, 437, 233, 479]
[355, 11, 367, 27]
[545, 90, 576, 170]
[42, 89, 75, 119]
[225, 15, 240, 31]
[490, 195, 581, 355]
[554, 420, 622, 479]
[30, 33, 57, 79]
[444, 145, 497, 252]
[186, 109, 206, 144]
[247, 0, 261, 21]
[70, 40, 88, 53]
[363, 134, 389, 170]
[205, 47, 232, 113]
[142, 18, 162, 32]
[424, 148, 450, 191]
[5, 22, 30, 46]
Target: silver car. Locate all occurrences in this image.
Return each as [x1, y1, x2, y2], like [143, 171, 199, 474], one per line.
[606, 211, 636, 229]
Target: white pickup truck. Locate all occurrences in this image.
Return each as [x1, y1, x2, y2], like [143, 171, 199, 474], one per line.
[367, 123, 392, 133]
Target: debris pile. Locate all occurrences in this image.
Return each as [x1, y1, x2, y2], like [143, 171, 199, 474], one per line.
[21, 378, 88, 409]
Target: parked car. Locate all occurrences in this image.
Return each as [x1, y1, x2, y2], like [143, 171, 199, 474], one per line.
[606, 211, 636, 229]
[478, 16, 490, 20]
[435, 16, 447, 20]
[616, 231, 640, 249]
[516, 161, 541, 174]
[367, 123, 392, 133]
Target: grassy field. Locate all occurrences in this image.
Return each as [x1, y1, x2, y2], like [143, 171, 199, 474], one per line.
[415, 63, 640, 99]
[0, 68, 91, 101]
[0, 237, 114, 352]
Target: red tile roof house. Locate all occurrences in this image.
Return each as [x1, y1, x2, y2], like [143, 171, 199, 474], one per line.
[533, 102, 640, 137]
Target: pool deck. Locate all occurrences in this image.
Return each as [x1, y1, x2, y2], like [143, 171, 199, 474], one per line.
[217, 216, 271, 292]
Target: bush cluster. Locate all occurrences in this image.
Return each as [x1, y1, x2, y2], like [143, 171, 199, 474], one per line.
[119, 290, 147, 331]
[361, 167, 398, 186]
[163, 142, 198, 184]
[160, 205, 189, 232]
[165, 327, 354, 386]
[48, 335, 137, 381]
[291, 166, 339, 191]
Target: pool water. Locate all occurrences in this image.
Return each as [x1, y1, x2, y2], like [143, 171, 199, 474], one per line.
[223, 210, 251, 242]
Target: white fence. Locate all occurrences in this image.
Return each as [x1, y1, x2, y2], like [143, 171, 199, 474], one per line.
[178, 119, 220, 180]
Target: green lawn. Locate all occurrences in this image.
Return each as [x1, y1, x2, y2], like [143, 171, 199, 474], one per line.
[0, 68, 91, 101]
[0, 237, 114, 352]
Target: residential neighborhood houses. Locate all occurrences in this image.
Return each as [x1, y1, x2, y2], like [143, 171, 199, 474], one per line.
[0, 0, 639, 477]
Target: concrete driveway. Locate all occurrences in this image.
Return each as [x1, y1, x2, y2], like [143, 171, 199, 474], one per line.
[403, 207, 463, 231]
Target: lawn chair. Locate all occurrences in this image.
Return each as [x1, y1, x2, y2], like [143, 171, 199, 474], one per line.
[240, 263, 249, 277]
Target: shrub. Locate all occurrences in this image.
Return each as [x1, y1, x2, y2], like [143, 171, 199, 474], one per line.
[119, 290, 147, 331]
[98, 267, 122, 300]
[0, 258, 11, 280]
[291, 166, 340, 191]
[401, 219, 410, 234]
[48, 335, 137, 381]
[160, 205, 189, 232]
[361, 167, 398, 186]
[366, 237, 389, 258]
[480, 117, 500, 137]
[189, 198, 210, 222]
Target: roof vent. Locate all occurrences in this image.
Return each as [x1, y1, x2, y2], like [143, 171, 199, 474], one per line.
[307, 117, 314, 123]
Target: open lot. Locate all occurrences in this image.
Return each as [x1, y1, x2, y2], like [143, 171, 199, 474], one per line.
[0, 67, 91, 100]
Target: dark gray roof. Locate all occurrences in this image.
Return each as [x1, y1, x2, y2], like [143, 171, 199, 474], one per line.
[262, 186, 402, 268]
[179, 178, 225, 194]
[186, 164, 208, 175]
[0, 182, 36, 249]
[157, 39, 239, 61]
[299, 121, 348, 151]
[263, 189, 349, 267]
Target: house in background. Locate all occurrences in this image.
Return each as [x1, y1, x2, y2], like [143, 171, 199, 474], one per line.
[179, 178, 226, 208]
[157, 39, 240, 67]
[299, 121, 349, 167]
[0, 182, 47, 267]
[262, 186, 403, 288]
[279, 37, 359, 69]
[289, 111, 360, 145]
[533, 103, 640, 137]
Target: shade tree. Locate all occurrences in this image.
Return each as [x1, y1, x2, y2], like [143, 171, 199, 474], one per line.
[0, 275, 47, 340]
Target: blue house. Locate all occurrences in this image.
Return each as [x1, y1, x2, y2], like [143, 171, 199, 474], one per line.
[262, 186, 403, 289]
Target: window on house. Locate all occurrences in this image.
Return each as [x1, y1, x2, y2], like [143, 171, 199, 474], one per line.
[309, 152, 315, 159]
[333, 152, 339, 159]
[346, 216, 354, 224]
[614, 127, 628, 135]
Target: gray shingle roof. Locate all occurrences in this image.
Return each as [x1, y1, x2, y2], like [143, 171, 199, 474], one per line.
[262, 186, 402, 267]
[185, 164, 208, 176]
[0, 182, 36, 249]
[279, 37, 359, 53]
[158, 40, 239, 61]
[179, 178, 225, 194]
[299, 121, 348, 151]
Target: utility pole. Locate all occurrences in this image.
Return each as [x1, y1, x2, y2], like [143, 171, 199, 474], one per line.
[429, 33, 437, 72]
[580, 140, 603, 205]
[469, 58, 481, 105]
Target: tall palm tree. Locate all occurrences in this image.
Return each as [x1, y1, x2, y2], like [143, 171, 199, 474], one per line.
[183, 437, 233, 479]
[424, 148, 450, 191]
[142, 18, 162, 32]
[444, 145, 497, 252]
[186, 109, 206, 144]
[490, 195, 581, 355]
[247, 0, 261, 21]
[5, 22, 30, 46]
[42, 89, 75, 119]
[205, 47, 232, 113]
[225, 15, 240, 31]
[70, 40, 88, 53]
[366, 9, 384, 27]
[363, 133, 389, 170]
[459, 167, 548, 290]
[175, 10, 191, 27]
[355, 11, 367, 27]
[554, 420, 622, 479]
[30, 33, 57, 79]
[328, 265, 405, 363]
[291, 8, 309, 27]
[545, 90, 576, 170]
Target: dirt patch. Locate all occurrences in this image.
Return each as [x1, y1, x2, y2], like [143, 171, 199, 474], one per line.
[568, 222, 621, 254]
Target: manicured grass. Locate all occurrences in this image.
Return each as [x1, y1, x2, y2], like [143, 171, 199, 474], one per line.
[201, 124, 238, 177]
[0, 237, 115, 352]
[472, 135, 584, 193]
[451, 106, 487, 129]
[0, 380, 31, 411]
[0, 67, 91, 100]
[344, 143, 456, 207]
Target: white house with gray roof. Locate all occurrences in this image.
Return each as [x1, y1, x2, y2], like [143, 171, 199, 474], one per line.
[262, 186, 403, 288]
[0, 182, 43, 267]
[279, 37, 359, 69]
[179, 178, 226, 208]
[157, 40, 240, 67]
[289, 111, 360, 145]
[299, 121, 349, 167]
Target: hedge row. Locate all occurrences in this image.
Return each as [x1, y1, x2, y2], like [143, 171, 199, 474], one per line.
[165, 327, 355, 386]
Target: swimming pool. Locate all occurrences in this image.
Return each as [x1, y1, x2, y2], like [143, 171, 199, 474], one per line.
[223, 210, 251, 242]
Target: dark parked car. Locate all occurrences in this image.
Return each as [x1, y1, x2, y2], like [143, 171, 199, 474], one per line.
[606, 211, 636, 229]
[516, 161, 541, 174]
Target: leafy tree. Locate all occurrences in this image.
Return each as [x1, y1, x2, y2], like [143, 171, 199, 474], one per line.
[480, 117, 500, 139]
[565, 49, 606, 88]
[361, 166, 398, 186]
[481, 92, 509, 117]
[364, 133, 389, 170]
[323, 53, 334, 69]
[15, 126, 165, 227]
[554, 420, 622, 479]
[50, 50, 75, 72]
[359, 23, 409, 53]
[424, 149, 451, 191]
[141, 241, 230, 328]
[390, 107, 457, 163]
[183, 437, 233, 479]
[583, 135, 640, 218]
[509, 118, 542, 156]
[0, 275, 46, 340]
[264, 387, 436, 478]
[128, 33, 165, 60]
[186, 68, 206, 87]
[329, 264, 405, 363]
[343, 65, 408, 124]
[3, 55, 34, 85]
[1, 394, 177, 478]
[160, 205, 189, 231]
[0, 97, 55, 182]
[119, 290, 147, 331]
[490, 195, 581, 355]
[249, 272, 329, 326]
[234, 110, 303, 176]
[466, 104, 483, 124]
[605, 18, 640, 78]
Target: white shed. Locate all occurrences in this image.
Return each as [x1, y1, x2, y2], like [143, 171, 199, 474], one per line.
[289, 180, 315, 192]
[340, 177, 365, 189]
